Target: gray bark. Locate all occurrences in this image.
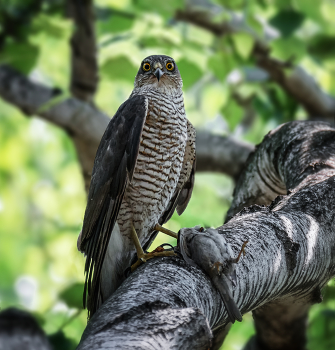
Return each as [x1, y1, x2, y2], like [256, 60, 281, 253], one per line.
[227, 121, 335, 350]
[196, 131, 254, 180]
[77, 121, 335, 350]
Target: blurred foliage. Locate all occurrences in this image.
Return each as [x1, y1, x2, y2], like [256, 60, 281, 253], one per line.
[1, 0, 335, 349]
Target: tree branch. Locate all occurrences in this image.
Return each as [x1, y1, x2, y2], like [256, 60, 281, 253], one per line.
[0, 64, 108, 189]
[176, 6, 335, 120]
[196, 131, 254, 180]
[67, 0, 98, 102]
[77, 121, 335, 350]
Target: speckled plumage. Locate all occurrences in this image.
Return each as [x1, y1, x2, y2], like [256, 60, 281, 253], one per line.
[80, 55, 196, 317]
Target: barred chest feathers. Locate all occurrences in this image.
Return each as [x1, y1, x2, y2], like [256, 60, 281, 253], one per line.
[117, 90, 188, 239]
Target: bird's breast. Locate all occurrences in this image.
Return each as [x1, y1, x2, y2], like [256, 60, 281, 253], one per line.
[122, 91, 187, 232]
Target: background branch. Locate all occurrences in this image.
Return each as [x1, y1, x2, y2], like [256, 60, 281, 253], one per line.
[67, 0, 98, 102]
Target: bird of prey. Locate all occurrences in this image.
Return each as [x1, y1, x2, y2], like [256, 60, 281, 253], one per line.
[179, 227, 246, 324]
[78, 55, 196, 318]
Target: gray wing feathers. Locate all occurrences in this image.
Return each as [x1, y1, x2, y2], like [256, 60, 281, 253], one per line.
[212, 274, 242, 323]
[80, 95, 148, 318]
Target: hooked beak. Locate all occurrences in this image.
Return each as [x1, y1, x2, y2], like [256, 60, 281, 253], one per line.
[154, 68, 164, 82]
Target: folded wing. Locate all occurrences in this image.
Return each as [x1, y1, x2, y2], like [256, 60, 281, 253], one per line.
[80, 95, 148, 317]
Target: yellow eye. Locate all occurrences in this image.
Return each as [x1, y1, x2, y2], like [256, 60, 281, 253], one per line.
[143, 62, 151, 71]
[166, 62, 174, 71]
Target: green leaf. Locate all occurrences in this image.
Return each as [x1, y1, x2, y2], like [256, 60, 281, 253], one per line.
[271, 37, 306, 62]
[31, 14, 71, 38]
[98, 14, 134, 35]
[269, 10, 305, 37]
[59, 283, 84, 309]
[274, 0, 293, 9]
[293, 0, 323, 24]
[0, 41, 39, 74]
[133, 0, 183, 19]
[208, 52, 236, 81]
[101, 55, 138, 82]
[232, 33, 254, 60]
[221, 98, 244, 131]
[308, 34, 335, 60]
[177, 58, 203, 89]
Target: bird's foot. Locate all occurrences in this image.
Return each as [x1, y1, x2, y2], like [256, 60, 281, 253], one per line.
[232, 241, 249, 263]
[130, 245, 176, 272]
[154, 224, 178, 239]
[211, 261, 223, 274]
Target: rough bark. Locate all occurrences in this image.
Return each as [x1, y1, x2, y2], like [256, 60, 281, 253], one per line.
[77, 121, 335, 350]
[227, 121, 335, 220]
[67, 0, 98, 102]
[176, 6, 335, 120]
[227, 121, 335, 350]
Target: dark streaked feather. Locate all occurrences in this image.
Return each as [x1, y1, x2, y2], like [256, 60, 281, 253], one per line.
[176, 159, 196, 216]
[80, 95, 148, 318]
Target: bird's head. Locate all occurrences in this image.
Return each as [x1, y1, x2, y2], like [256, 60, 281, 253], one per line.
[134, 55, 182, 92]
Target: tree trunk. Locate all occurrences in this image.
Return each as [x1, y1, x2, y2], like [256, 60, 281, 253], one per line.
[76, 121, 335, 349]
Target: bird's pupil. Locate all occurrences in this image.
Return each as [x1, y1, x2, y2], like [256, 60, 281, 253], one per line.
[168, 64, 172, 69]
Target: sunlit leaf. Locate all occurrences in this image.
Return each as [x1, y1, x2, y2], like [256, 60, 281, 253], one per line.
[177, 58, 203, 89]
[208, 52, 236, 81]
[271, 37, 306, 62]
[221, 98, 244, 131]
[133, 0, 184, 19]
[293, 0, 324, 24]
[0, 41, 39, 74]
[232, 32, 254, 60]
[101, 55, 138, 82]
[98, 13, 134, 34]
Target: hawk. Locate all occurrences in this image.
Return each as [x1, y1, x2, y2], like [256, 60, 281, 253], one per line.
[78, 55, 196, 318]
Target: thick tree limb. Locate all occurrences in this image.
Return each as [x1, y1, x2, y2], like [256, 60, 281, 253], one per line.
[226, 121, 335, 350]
[226, 121, 335, 220]
[196, 131, 254, 180]
[67, 0, 98, 102]
[77, 121, 335, 350]
[176, 7, 335, 120]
